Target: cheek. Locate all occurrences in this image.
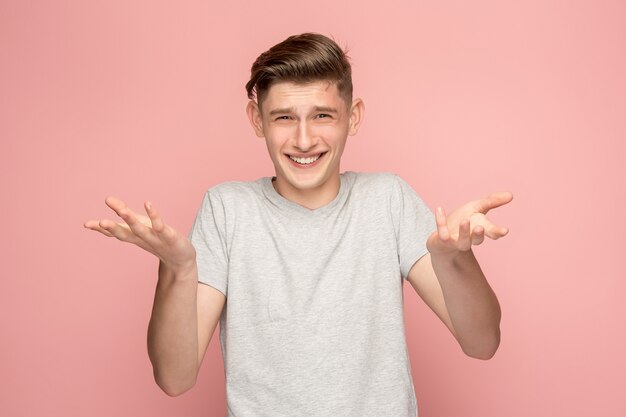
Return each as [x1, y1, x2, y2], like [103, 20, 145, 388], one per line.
[264, 135, 287, 158]
[314, 124, 344, 139]
[324, 126, 349, 144]
[265, 127, 293, 146]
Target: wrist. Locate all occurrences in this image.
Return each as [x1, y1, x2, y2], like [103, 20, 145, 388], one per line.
[430, 248, 474, 268]
[158, 258, 197, 281]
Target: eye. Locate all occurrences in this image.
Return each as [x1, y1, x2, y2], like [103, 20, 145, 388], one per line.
[275, 116, 291, 121]
[316, 114, 331, 119]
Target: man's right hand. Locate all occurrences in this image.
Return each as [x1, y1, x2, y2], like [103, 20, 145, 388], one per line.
[84, 197, 196, 274]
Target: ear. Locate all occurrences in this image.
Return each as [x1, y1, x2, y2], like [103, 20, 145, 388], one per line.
[348, 98, 365, 136]
[246, 100, 265, 137]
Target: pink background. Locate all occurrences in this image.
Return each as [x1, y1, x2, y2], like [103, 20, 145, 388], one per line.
[2, 1, 625, 416]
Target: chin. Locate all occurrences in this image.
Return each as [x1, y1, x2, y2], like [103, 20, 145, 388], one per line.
[286, 176, 325, 191]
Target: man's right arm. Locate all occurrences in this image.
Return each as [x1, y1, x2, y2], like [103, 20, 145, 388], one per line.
[147, 260, 226, 396]
[84, 197, 226, 396]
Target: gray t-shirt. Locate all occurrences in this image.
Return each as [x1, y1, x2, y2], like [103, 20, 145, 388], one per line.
[188, 171, 436, 417]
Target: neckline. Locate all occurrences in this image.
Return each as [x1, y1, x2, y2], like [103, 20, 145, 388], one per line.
[260, 172, 353, 218]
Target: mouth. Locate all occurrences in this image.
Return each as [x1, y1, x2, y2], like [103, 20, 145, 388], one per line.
[286, 152, 327, 167]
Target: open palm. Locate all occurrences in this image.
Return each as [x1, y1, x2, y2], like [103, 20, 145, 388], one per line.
[84, 197, 196, 273]
[427, 191, 513, 256]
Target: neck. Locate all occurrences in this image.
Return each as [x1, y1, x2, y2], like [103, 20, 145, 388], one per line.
[272, 175, 341, 210]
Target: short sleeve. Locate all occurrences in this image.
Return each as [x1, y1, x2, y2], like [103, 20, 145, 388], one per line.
[187, 189, 229, 296]
[390, 175, 437, 279]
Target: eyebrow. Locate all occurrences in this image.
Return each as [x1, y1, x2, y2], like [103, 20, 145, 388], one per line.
[269, 106, 339, 116]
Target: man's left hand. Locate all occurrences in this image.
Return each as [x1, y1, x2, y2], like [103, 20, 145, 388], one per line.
[427, 191, 513, 256]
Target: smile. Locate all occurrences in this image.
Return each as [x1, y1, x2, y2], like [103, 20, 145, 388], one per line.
[288, 152, 326, 165]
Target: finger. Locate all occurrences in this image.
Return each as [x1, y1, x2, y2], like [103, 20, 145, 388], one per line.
[84, 220, 115, 237]
[145, 201, 178, 243]
[483, 223, 510, 240]
[105, 196, 127, 213]
[477, 191, 514, 214]
[117, 206, 154, 241]
[96, 218, 160, 254]
[436, 206, 450, 241]
[105, 196, 132, 224]
[457, 219, 471, 251]
[98, 218, 133, 241]
[145, 201, 164, 233]
[105, 197, 153, 241]
[84, 219, 99, 229]
[471, 225, 485, 245]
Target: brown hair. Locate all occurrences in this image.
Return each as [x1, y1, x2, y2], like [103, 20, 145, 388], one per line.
[245, 33, 353, 108]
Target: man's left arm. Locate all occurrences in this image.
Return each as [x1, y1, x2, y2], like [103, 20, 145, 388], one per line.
[407, 192, 513, 360]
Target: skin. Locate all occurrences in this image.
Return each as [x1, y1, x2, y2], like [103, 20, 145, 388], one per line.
[84, 199, 222, 396]
[83, 78, 512, 396]
[246, 80, 364, 209]
[408, 194, 512, 359]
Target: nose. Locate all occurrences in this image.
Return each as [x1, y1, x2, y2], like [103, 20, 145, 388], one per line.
[294, 121, 315, 152]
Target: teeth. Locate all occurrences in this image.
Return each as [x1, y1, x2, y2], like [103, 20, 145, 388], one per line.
[289, 154, 321, 164]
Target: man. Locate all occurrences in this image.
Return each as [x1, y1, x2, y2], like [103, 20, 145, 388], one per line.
[85, 33, 512, 416]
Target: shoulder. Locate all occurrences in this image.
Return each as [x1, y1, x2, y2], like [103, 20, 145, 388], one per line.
[346, 171, 406, 196]
[347, 170, 399, 186]
[194, 179, 266, 219]
[347, 171, 430, 215]
[204, 178, 265, 206]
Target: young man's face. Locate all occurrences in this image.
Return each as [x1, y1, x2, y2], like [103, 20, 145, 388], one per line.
[247, 80, 364, 207]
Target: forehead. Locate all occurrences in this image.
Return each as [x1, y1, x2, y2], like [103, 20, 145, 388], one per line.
[261, 80, 345, 112]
